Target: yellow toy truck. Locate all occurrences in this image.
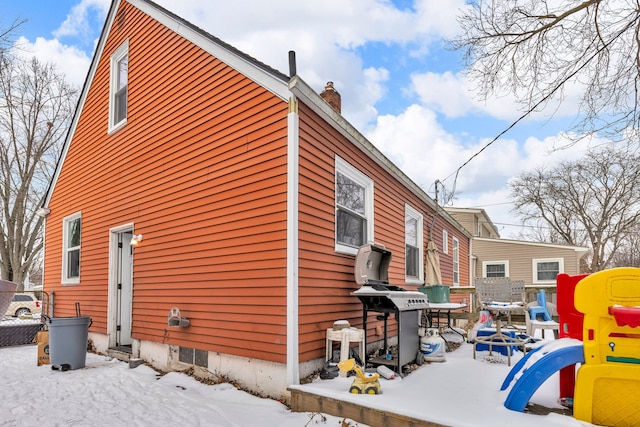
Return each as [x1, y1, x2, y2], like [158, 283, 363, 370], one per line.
[337, 358, 382, 394]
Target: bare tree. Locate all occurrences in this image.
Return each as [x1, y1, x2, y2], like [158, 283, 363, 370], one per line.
[510, 145, 640, 272]
[0, 54, 77, 290]
[609, 223, 640, 268]
[453, 0, 640, 143]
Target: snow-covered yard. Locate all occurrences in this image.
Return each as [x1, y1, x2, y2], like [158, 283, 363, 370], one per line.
[0, 332, 594, 427]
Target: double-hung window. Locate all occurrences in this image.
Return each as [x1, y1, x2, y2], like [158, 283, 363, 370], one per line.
[109, 41, 129, 132]
[483, 261, 509, 278]
[405, 204, 423, 283]
[442, 229, 448, 254]
[335, 156, 373, 254]
[452, 237, 459, 286]
[62, 212, 82, 284]
[533, 258, 563, 283]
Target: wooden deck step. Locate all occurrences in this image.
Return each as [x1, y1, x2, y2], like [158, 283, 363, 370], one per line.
[289, 387, 445, 427]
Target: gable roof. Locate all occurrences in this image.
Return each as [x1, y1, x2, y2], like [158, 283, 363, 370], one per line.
[43, 0, 290, 207]
[40, 0, 471, 239]
[474, 236, 589, 253]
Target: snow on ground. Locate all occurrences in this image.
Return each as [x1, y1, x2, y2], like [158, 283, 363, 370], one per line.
[294, 334, 592, 427]
[0, 333, 595, 427]
[0, 345, 342, 426]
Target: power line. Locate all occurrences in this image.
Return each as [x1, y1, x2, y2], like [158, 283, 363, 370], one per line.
[439, 14, 636, 197]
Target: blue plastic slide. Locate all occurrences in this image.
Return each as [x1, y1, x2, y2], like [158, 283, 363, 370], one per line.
[503, 344, 584, 412]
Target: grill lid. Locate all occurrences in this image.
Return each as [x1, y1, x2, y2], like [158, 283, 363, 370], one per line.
[354, 243, 392, 285]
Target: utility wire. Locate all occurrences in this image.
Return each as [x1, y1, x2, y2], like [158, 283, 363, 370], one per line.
[439, 15, 637, 198]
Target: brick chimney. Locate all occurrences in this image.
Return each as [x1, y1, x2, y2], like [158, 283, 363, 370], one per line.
[320, 81, 341, 113]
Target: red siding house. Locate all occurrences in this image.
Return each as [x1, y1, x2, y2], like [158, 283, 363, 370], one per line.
[41, 0, 472, 399]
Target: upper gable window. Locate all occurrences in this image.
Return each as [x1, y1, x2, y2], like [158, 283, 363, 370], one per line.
[109, 41, 129, 133]
[335, 156, 374, 255]
[62, 212, 82, 284]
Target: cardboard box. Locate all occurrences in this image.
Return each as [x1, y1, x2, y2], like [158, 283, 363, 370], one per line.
[35, 330, 50, 365]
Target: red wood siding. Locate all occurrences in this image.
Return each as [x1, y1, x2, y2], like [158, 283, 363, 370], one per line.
[296, 102, 470, 362]
[44, 3, 290, 362]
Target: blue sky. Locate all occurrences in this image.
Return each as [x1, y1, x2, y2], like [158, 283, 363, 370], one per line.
[3, 0, 595, 238]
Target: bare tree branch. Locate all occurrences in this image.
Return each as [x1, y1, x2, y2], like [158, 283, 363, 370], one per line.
[0, 53, 78, 290]
[452, 0, 640, 143]
[510, 144, 640, 272]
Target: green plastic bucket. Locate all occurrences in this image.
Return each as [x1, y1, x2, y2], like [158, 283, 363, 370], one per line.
[419, 285, 450, 303]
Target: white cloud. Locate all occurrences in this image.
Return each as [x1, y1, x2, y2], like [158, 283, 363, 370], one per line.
[53, 0, 110, 39]
[365, 102, 601, 237]
[12, 36, 91, 87]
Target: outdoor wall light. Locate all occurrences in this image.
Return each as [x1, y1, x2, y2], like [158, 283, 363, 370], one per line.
[129, 234, 143, 246]
[36, 207, 51, 217]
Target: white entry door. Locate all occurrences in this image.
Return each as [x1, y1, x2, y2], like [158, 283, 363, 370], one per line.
[116, 231, 133, 346]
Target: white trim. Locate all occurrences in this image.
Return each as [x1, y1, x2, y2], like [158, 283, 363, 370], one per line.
[286, 98, 300, 386]
[130, 0, 289, 100]
[532, 258, 564, 284]
[107, 223, 135, 349]
[442, 229, 448, 254]
[61, 212, 82, 285]
[288, 77, 472, 242]
[482, 260, 510, 278]
[43, 0, 290, 209]
[452, 237, 460, 286]
[108, 40, 129, 134]
[474, 236, 588, 253]
[404, 204, 424, 284]
[43, 1, 119, 208]
[334, 155, 374, 255]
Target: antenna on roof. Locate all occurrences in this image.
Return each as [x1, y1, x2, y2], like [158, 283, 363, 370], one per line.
[288, 51, 296, 77]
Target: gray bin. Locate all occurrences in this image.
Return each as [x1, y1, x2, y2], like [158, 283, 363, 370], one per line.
[47, 316, 91, 371]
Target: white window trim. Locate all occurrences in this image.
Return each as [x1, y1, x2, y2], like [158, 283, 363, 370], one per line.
[335, 156, 374, 255]
[442, 229, 448, 254]
[405, 204, 424, 284]
[482, 260, 510, 278]
[108, 40, 129, 134]
[533, 258, 564, 284]
[62, 212, 82, 285]
[452, 237, 459, 286]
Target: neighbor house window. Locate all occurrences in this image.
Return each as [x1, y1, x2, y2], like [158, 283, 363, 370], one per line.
[483, 261, 509, 278]
[452, 237, 459, 286]
[405, 204, 424, 282]
[442, 229, 448, 254]
[109, 40, 129, 132]
[335, 156, 374, 255]
[533, 258, 563, 283]
[62, 212, 81, 284]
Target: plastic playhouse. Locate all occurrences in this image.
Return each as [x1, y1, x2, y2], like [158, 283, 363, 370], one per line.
[573, 267, 640, 425]
[502, 268, 640, 426]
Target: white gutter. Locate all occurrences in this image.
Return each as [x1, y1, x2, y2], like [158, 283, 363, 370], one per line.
[286, 95, 300, 386]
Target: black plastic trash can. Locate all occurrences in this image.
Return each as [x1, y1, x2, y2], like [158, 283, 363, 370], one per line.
[47, 316, 91, 371]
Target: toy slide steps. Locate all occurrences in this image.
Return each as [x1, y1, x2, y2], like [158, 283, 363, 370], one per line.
[503, 343, 585, 412]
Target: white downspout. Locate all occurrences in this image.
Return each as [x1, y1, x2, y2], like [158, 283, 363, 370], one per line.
[286, 95, 300, 386]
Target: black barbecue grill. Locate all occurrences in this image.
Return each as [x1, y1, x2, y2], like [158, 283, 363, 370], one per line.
[352, 243, 429, 374]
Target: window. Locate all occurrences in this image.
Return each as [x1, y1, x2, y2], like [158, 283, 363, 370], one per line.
[483, 261, 509, 278]
[533, 258, 563, 283]
[442, 229, 448, 254]
[335, 156, 374, 254]
[452, 237, 459, 286]
[62, 212, 81, 284]
[109, 41, 129, 132]
[405, 204, 424, 282]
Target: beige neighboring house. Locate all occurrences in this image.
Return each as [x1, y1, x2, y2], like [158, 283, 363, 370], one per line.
[445, 207, 589, 293]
